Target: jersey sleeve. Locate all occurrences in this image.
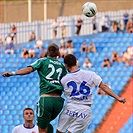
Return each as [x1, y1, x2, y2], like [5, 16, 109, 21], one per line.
[92, 72, 102, 86]
[29, 59, 43, 71]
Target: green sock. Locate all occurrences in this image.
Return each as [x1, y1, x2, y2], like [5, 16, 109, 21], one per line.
[47, 124, 54, 133]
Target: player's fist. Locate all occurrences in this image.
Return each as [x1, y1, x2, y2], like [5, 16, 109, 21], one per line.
[2, 72, 13, 77]
[118, 97, 126, 104]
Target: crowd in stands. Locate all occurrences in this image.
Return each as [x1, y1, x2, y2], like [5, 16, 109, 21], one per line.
[101, 44, 133, 68]
[81, 41, 96, 53]
[0, 12, 133, 69]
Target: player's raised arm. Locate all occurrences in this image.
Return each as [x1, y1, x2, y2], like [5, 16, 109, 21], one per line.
[99, 82, 126, 103]
[2, 66, 34, 77]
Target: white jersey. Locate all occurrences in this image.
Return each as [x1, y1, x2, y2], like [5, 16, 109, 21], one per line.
[61, 69, 102, 105]
[12, 124, 39, 133]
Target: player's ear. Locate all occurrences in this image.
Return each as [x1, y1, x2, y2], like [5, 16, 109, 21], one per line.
[64, 64, 68, 69]
[65, 64, 71, 71]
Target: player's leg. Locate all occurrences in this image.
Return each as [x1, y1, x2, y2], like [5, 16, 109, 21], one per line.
[56, 103, 75, 133]
[68, 105, 92, 133]
[37, 97, 64, 133]
[36, 97, 52, 133]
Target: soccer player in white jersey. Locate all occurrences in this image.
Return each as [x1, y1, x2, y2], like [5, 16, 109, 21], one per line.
[12, 108, 39, 133]
[56, 54, 126, 133]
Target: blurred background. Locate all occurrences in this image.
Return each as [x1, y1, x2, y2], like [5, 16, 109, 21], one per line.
[0, 0, 133, 133]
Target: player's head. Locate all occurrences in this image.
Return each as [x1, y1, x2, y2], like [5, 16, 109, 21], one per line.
[64, 54, 77, 71]
[47, 43, 60, 57]
[23, 108, 34, 122]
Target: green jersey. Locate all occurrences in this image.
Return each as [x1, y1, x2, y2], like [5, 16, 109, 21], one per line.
[30, 57, 67, 95]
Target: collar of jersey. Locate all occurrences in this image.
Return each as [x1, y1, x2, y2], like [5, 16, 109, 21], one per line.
[23, 124, 35, 129]
[48, 57, 57, 60]
[69, 69, 80, 73]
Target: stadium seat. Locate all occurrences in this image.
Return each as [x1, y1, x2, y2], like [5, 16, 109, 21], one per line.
[10, 110, 17, 115]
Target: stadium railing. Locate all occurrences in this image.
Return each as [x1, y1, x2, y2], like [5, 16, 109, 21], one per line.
[0, 9, 132, 44]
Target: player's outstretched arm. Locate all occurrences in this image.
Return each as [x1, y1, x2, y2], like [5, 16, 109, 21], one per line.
[2, 67, 34, 77]
[99, 82, 126, 104]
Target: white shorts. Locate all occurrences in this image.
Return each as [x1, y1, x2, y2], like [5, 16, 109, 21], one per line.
[57, 103, 92, 133]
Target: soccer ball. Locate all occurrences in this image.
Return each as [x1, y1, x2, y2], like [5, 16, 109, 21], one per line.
[82, 2, 97, 17]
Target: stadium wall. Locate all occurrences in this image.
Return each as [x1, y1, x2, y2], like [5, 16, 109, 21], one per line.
[0, 0, 132, 23]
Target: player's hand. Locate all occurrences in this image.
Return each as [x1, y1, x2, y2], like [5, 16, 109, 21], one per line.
[2, 72, 13, 77]
[118, 97, 126, 104]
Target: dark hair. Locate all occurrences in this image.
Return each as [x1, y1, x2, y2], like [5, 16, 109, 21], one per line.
[23, 108, 34, 115]
[64, 54, 77, 67]
[47, 43, 59, 57]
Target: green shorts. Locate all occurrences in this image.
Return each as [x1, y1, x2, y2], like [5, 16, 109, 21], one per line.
[36, 96, 64, 129]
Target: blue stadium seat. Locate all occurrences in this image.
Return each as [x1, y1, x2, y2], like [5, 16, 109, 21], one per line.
[10, 110, 17, 115]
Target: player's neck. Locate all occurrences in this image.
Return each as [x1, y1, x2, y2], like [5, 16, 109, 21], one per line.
[69, 66, 78, 72]
[24, 121, 34, 128]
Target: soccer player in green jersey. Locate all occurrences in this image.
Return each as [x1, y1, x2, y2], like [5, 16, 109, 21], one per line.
[2, 43, 67, 133]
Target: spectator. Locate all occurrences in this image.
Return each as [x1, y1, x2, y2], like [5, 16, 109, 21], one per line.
[60, 20, 67, 38]
[0, 38, 3, 49]
[35, 37, 43, 49]
[102, 56, 111, 68]
[117, 20, 124, 33]
[12, 108, 39, 133]
[29, 48, 36, 58]
[111, 21, 118, 33]
[29, 32, 36, 42]
[60, 45, 67, 58]
[101, 15, 109, 32]
[92, 16, 97, 33]
[21, 48, 29, 59]
[10, 24, 17, 44]
[66, 37, 73, 48]
[5, 34, 13, 45]
[38, 47, 47, 59]
[52, 19, 59, 39]
[127, 44, 133, 59]
[111, 51, 121, 64]
[121, 50, 131, 67]
[123, 12, 129, 29]
[126, 19, 133, 33]
[81, 40, 88, 53]
[67, 43, 74, 55]
[5, 43, 14, 54]
[88, 42, 96, 53]
[83, 57, 92, 69]
[60, 37, 66, 48]
[75, 17, 83, 35]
